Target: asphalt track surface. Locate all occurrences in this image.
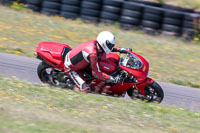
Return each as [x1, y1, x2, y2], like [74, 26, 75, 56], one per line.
[0, 52, 200, 112]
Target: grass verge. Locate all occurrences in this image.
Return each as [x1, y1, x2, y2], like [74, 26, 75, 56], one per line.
[152, 0, 200, 10]
[0, 77, 200, 133]
[0, 6, 200, 88]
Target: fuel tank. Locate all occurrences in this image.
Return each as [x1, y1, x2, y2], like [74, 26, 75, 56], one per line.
[98, 52, 120, 74]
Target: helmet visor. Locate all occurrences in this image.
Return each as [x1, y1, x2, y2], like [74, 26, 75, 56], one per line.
[106, 40, 115, 51]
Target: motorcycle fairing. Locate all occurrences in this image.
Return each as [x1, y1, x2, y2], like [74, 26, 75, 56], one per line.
[119, 65, 148, 83]
[108, 77, 154, 96]
[108, 82, 134, 95]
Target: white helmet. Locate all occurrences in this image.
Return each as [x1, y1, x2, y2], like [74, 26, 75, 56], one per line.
[96, 31, 115, 54]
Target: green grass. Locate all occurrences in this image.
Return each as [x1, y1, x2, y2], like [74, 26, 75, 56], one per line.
[0, 6, 200, 88]
[0, 77, 200, 133]
[152, 0, 200, 10]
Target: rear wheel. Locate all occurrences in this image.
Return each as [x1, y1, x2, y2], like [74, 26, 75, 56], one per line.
[145, 81, 164, 103]
[37, 61, 73, 88]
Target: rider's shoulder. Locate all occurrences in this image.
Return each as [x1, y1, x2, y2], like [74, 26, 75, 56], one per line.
[81, 40, 97, 47]
[84, 40, 97, 44]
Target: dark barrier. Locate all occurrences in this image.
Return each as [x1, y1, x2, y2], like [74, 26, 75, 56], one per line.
[80, 0, 102, 22]
[1, 0, 200, 40]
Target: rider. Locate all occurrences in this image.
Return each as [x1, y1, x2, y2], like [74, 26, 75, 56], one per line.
[64, 31, 129, 92]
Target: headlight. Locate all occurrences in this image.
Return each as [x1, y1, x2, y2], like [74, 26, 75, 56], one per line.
[121, 53, 143, 69]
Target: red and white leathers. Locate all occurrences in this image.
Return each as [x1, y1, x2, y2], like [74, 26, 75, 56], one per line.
[64, 40, 120, 91]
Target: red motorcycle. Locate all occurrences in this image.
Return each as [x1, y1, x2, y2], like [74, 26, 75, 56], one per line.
[35, 41, 164, 103]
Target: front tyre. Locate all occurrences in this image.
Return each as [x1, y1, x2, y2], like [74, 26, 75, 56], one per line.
[145, 81, 164, 103]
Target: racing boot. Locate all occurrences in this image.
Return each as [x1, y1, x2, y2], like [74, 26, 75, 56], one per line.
[67, 71, 92, 93]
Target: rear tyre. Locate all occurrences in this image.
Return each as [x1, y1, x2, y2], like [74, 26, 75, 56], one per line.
[37, 61, 74, 88]
[145, 81, 164, 103]
[37, 61, 53, 84]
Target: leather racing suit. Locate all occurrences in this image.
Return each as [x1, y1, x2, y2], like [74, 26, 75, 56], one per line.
[64, 40, 121, 91]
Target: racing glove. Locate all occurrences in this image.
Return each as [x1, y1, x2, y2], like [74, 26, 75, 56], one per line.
[120, 47, 132, 53]
[107, 76, 121, 84]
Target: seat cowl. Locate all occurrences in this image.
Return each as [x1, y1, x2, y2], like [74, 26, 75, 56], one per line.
[36, 41, 72, 60]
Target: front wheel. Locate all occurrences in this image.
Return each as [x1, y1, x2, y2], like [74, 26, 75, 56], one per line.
[145, 81, 164, 103]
